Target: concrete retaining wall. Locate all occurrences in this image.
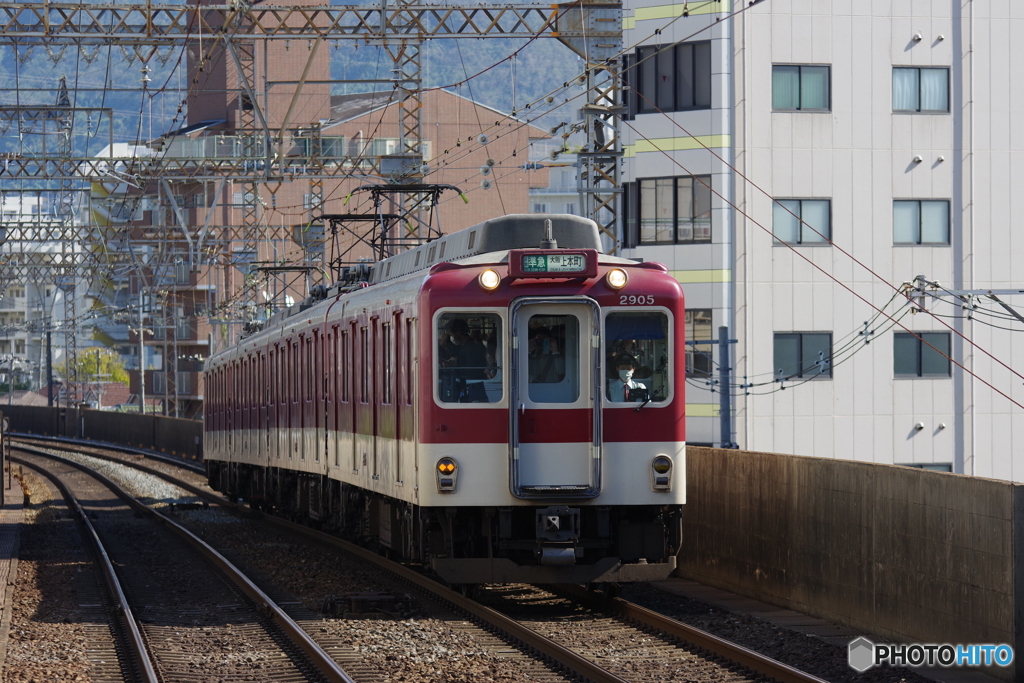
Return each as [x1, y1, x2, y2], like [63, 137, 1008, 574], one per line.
[682, 447, 1023, 682]
[1, 406, 202, 460]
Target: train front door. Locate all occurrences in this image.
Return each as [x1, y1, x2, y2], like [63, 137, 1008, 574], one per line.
[510, 298, 602, 498]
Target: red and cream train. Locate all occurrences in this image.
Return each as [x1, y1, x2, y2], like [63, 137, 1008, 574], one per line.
[204, 214, 686, 585]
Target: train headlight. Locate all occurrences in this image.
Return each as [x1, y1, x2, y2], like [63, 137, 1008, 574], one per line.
[605, 268, 628, 290]
[651, 455, 672, 491]
[479, 269, 501, 291]
[436, 457, 459, 492]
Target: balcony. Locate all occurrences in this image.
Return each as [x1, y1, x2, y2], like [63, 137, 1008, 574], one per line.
[159, 135, 432, 174]
[152, 371, 199, 397]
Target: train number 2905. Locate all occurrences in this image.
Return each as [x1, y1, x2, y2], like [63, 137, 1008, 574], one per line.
[619, 294, 655, 305]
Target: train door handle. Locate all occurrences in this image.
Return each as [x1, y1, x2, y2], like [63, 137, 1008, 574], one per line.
[520, 403, 525, 416]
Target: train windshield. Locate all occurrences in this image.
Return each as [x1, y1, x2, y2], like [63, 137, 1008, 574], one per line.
[436, 312, 503, 403]
[604, 311, 671, 403]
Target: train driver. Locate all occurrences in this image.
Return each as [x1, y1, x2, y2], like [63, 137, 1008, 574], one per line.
[607, 354, 648, 402]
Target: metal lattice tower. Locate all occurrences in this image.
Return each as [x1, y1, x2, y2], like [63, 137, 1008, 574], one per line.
[55, 76, 79, 403]
[0, 0, 625, 336]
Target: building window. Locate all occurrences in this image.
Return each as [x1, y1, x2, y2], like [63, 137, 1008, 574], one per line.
[685, 309, 713, 377]
[893, 67, 949, 112]
[638, 175, 712, 244]
[893, 200, 949, 244]
[772, 199, 831, 244]
[773, 332, 832, 379]
[772, 65, 830, 111]
[894, 332, 950, 377]
[900, 463, 953, 472]
[623, 182, 638, 248]
[532, 203, 548, 213]
[628, 41, 712, 117]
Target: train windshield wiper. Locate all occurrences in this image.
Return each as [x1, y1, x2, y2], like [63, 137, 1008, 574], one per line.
[634, 389, 660, 412]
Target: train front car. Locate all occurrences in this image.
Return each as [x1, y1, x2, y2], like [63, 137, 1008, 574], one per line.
[415, 215, 685, 584]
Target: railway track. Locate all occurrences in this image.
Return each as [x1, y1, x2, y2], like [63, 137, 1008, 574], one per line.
[12, 445, 354, 683]
[12, 437, 830, 683]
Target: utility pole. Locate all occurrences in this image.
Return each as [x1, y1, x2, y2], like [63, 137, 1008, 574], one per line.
[688, 328, 739, 449]
[138, 289, 146, 414]
[46, 330, 53, 407]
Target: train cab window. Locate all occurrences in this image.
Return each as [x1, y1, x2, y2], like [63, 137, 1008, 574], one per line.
[437, 312, 502, 403]
[527, 314, 579, 403]
[605, 311, 671, 403]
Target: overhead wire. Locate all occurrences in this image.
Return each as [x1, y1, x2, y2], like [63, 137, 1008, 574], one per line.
[618, 110, 1024, 409]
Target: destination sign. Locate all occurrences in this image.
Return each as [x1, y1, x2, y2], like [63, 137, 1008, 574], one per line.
[521, 253, 587, 273]
[507, 248, 599, 279]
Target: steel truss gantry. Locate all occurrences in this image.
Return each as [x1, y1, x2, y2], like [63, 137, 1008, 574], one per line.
[2, 1, 623, 403]
[0, 1, 622, 245]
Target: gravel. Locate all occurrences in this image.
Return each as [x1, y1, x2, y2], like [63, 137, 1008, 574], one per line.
[4, 468, 98, 683]
[8, 447, 949, 683]
[619, 584, 937, 683]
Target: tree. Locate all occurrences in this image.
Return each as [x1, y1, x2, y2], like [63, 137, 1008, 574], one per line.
[56, 347, 129, 385]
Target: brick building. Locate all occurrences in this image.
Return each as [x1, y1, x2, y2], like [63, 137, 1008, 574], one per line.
[145, 34, 551, 417]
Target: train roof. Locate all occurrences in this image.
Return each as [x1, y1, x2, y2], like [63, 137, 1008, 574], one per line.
[238, 214, 641, 346]
[369, 213, 602, 285]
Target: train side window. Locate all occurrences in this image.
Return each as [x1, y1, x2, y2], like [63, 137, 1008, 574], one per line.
[305, 337, 314, 403]
[341, 329, 350, 402]
[436, 312, 502, 403]
[406, 318, 416, 405]
[604, 311, 672, 403]
[243, 358, 250, 427]
[270, 348, 278, 410]
[382, 322, 393, 405]
[292, 341, 299, 404]
[364, 327, 372, 403]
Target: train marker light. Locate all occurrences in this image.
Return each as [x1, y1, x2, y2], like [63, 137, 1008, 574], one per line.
[606, 268, 628, 290]
[479, 269, 501, 291]
[652, 455, 672, 491]
[436, 457, 459, 492]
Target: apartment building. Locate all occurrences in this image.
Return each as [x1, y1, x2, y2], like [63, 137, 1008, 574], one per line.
[0, 194, 82, 397]
[621, 1, 1023, 479]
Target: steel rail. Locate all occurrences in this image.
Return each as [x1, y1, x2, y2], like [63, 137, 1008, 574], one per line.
[14, 454, 159, 683]
[256, 512, 631, 683]
[556, 584, 831, 683]
[16, 439, 627, 682]
[14, 445, 356, 683]
[12, 434, 207, 475]
[17, 439, 826, 683]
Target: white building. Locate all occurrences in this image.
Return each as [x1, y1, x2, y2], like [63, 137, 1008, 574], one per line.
[0, 192, 93, 393]
[621, 1, 1023, 479]
[529, 159, 581, 216]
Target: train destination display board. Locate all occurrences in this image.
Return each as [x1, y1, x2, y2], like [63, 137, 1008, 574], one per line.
[508, 249, 599, 278]
[523, 253, 585, 273]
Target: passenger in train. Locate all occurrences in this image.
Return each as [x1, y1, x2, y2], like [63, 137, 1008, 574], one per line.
[438, 326, 457, 365]
[608, 354, 648, 402]
[528, 325, 564, 383]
